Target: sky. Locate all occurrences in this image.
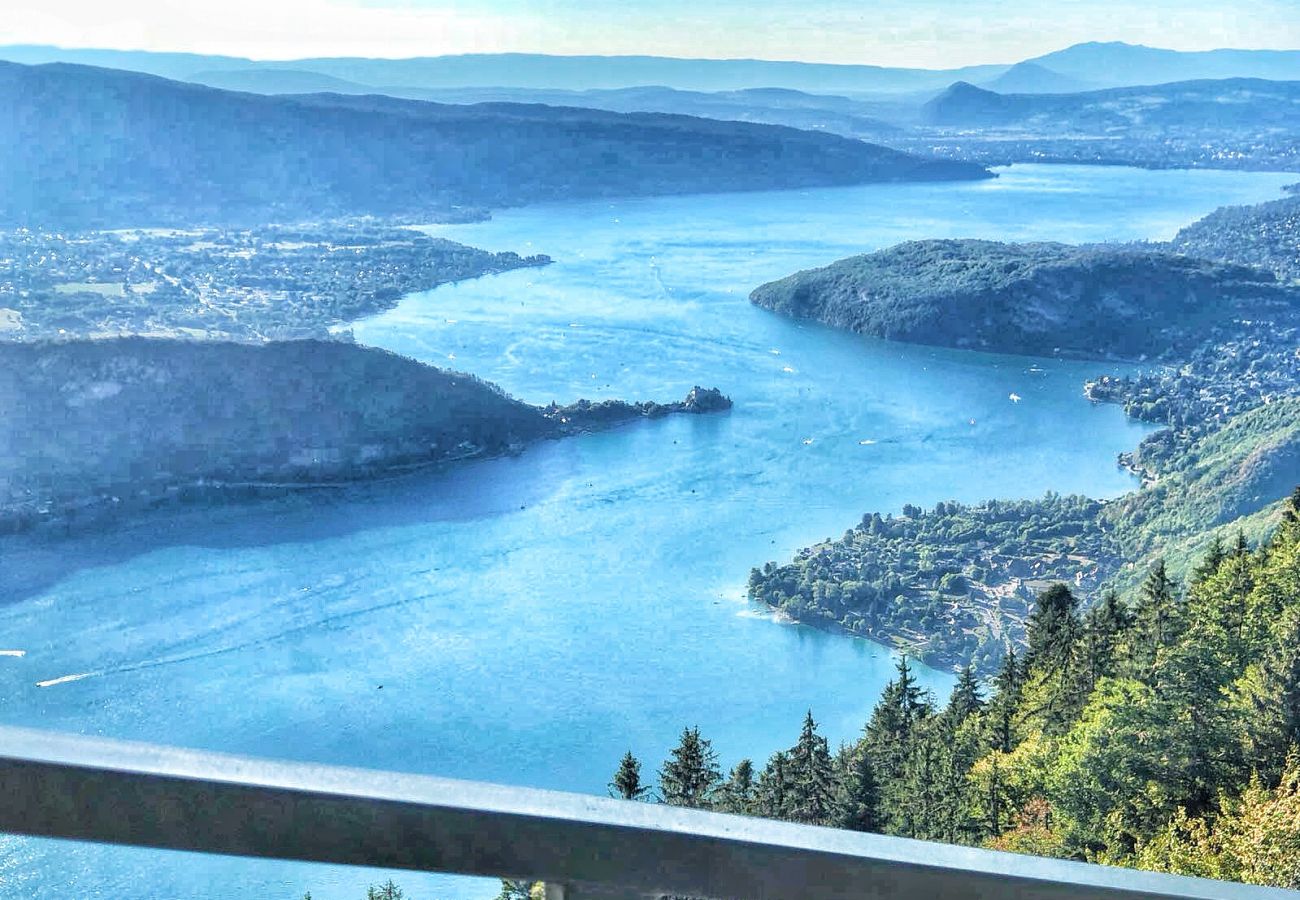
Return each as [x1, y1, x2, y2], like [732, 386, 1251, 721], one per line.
[2, 0, 1298, 68]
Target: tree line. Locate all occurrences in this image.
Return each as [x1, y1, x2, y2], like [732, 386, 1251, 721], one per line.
[613, 489, 1300, 888]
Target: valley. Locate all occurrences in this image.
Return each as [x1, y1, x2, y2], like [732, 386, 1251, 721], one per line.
[1, 164, 1292, 899]
[2, 25, 1300, 899]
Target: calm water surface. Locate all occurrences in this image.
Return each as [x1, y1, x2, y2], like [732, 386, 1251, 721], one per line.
[1, 165, 1295, 898]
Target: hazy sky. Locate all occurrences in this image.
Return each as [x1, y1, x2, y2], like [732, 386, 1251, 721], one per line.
[4, 0, 1298, 67]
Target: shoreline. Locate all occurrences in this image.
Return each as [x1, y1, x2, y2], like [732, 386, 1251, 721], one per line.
[1, 386, 733, 540]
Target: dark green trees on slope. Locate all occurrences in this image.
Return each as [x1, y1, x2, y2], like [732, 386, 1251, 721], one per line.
[621, 490, 1300, 888]
[748, 239, 1292, 360]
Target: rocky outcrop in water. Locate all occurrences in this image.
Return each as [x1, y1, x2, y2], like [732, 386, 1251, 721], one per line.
[543, 386, 732, 430]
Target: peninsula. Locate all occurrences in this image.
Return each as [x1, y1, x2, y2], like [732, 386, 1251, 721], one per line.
[746, 203, 1300, 671]
[0, 338, 731, 532]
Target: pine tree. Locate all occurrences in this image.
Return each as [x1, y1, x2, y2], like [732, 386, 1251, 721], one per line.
[984, 752, 1006, 837]
[1234, 530, 1250, 558]
[926, 712, 980, 844]
[865, 657, 930, 763]
[367, 881, 404, 900]
[1077, 589, 1131, 695]
[1130, 559, 1182, 687]
[834, 743, 882, 832]
[1235, 609, 1300, 786]
[755, 750, 792, 820]
[658, 726, 722, 809]
[946, 665, 984, 724]
[862, 657, 935, 832]
[1190, 544, 1255, 670]
[1191, 535, 1227, 585]
[610, 750, 651, 800]
[787, 711, 836, 825]
[893, 722, 942, 839]
[986, 648, 1023, 753]
[1024, 583, 1080, 676]
[720, 759, 756, 814]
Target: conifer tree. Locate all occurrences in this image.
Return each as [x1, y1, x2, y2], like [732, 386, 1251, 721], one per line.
[1235, 609, 1300, 785]
[1130, 559, 1182, 686]
[862, 657, 935, 831]
[610, 750, 651, 800]
[496, 881, 539, 900]
[865, 657, 930, 765]
[984, 752, 1006, 838]
[787, 711, 836, 825]
[833, 743, 882, 833]
[1234, 530, 1250, 558]
[1024, 583, 1080, 676]
[1284, 486, 1300, 523]
[946, 665, 984, 724]
[659, 726, 722, 809]
[1077, 589, 1131, 695]
[367, 881, 404, 900]
[720, 758, 756, 814]
[1191, 535, 1227, 585]
[927, 711, 980, 844]
[986, 647, 1023, 753]
[893, 723, 942, 839]
[755, 750, 792, 820]
[1030, 585, 1085, 735]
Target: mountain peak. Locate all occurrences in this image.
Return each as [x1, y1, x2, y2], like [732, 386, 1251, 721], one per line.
[981, 61, 1092, 94]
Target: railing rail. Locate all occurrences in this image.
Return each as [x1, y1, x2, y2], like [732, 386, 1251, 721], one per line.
[0, 725, 1291, 900]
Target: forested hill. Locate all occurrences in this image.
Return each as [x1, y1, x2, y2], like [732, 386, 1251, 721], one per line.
[746, 207, 1300, 673]
[748, 239, 1293, 360]
[0, 338, 730, 530]
[1172, 190, 1300, 284]
[920, 78, 1300, 131]
[0, 61, 988, 228]
[749, 398, 1300, 672]
[619, 496, 1300, 889]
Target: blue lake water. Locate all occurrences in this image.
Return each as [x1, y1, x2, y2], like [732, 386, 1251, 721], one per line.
[0, 164, 1295, 899]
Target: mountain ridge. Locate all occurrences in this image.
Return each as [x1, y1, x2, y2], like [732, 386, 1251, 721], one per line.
[0, 60, 988, 228]
[4, 41, 1295, 94]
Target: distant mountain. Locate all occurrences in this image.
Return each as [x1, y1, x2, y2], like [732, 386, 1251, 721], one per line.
[920, 77, 1300, 131]
[0, 61, 989, 228]
[186, 67, 374, 94]
[980, 61, 1092, 94]
[749, 239, 1294, 359]
[3, 42, 1295, 95]
[353, 85, 903, 138]
[163, 75, 904, 138]
[0, 44, 258, 80]
[922, 82, 1022, 127]
[1027, 41, 1300, 89]
[0, 44, 1005, 93]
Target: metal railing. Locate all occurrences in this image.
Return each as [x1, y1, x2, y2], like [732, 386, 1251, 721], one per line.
[0, 725, 1291, 900]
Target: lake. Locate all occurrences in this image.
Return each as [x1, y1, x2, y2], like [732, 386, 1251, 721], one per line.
[0, 164, 1294, 899]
